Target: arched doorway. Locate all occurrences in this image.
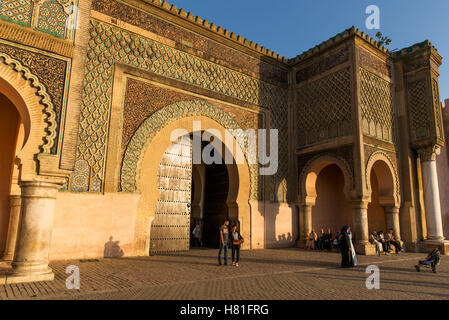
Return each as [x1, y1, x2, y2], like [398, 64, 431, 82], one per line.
[312, 164, 353, 235]
[0, 92, 22, 255]
[367, 166, 387, 233]
[149, 131, 240, 254]
[366, 155, 400, 239]
[126, 110, 252, 256]
[298, 155, 353, 246]
[190, 140, 232, 249]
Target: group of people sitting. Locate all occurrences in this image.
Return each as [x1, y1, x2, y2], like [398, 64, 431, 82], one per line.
[305, 228, 342, 251]
[369, 228, 403, 256]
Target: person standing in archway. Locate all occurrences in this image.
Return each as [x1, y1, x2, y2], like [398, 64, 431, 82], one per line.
[340, 225, 354, 268]
[218, 220, 230, 266]
[192, 224, 201, 248]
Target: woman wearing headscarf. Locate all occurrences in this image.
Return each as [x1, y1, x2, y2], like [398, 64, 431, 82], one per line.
[340, 225, 353, 268]
[348, 227, 357, 266]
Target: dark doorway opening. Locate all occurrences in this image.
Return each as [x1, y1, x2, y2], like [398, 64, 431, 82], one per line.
[190, 142, 230, 249]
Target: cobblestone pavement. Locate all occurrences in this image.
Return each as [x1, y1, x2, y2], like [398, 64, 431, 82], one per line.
[0, 248, 448, 300]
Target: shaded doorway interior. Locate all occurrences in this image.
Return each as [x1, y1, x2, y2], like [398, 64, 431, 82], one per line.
[367, 168, 387, 234]
[190, 142, 230, 249]
[0, 92, 22, 255]
[312, 164, 352, 237]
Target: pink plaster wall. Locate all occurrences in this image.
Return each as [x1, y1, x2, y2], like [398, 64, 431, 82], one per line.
[312, 165, 352, 235]
[50, 192, 140, 260]
[367, 170, 387, 233]
[437, 99, 449, 239]
[249, 201, 298, 249]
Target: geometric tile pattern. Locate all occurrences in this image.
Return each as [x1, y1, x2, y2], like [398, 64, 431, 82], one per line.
[71, 20, 287, 195]
[120, 100, 259, 200]
[432, 78, 443, 141]
[407, 79, 430, 141]
[0, 51, 57, 153]
[0, 41, 68, 154]
[296, 68, 352, 147]
[360, 68, 394, 142]
[0, 0, 33, 26]
[37, 0, 68, 38]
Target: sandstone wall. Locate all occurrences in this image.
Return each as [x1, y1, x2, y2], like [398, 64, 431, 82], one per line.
[437, 99, 449, 239]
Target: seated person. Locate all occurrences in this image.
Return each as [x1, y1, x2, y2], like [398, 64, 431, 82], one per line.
[332, 232, 341, 250]
[415, 248, 440, 273]
[385, 228, 402, 254]
[324, 228, 332, 251]
[377, 231, 390, 255]
[317, 228, 325, 250]
[369, 231, 382, 256]
[306, 230, 317, 250]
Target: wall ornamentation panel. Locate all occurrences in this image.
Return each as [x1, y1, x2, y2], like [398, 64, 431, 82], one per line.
[91, 0, 288, 86]
[358, 47, 391, 78]
[296, 47, 349, 84]
[432, 78, 443, 141]
[0, 0, 33, 26]
[70, 19, 287, 197]
[360, 68, 394, 142]
[407, 79, 430, 141]
[0, 0, 76, 40]
[296, 68, 352, 148]
[37, 0, 68, 38]
[0, 40, 69, 154]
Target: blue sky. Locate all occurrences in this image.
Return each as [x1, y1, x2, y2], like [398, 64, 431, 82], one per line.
[170, 0, 449, 103]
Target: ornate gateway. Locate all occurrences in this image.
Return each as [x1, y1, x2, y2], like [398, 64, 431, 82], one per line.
[150, 136, 192, 254]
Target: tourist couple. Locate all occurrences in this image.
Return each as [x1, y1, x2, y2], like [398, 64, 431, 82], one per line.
[218, 220, 244, 266]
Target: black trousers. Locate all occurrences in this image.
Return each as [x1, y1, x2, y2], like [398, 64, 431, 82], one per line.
[381, 241, 390, 253]
[389, 240, 401, 253]
[232, 243, 240, 263]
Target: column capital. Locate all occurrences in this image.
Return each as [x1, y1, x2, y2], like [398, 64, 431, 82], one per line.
[417, 146, 441, 162]
[384, 206, 400, 214]
[18, 176, 65, 199]
[296, 196, 316, 207]
[349, 199, 369, 210]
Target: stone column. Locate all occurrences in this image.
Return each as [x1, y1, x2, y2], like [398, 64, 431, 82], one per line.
[351, 200, 374, 255]
[6, 179, 62, 283]
[297, 202, 313, 247]
[1, 195, 21, 261]
[419, 148, 445, 242]
[384, 206, 401, 240]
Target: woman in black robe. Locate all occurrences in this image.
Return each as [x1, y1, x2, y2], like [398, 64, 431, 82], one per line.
[340, 225, 353, 268]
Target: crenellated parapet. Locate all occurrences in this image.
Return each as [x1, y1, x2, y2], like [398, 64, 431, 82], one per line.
[143, 0, 286, 62]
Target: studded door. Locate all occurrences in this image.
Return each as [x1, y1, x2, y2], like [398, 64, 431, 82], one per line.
[150, 136, 192, 255]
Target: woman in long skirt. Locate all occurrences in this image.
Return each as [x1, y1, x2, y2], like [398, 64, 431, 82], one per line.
[340, 225, 354, 268]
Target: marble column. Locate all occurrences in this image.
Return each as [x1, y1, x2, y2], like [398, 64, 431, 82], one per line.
[419, 147, 445, 242]
[6, 179, 62, 283]
[384, 206, 401, 240]
[1, 195, 21, 261]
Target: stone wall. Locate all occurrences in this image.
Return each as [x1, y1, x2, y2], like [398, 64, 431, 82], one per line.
[69, 0, 290, 202]
[436, 99, 449, 239]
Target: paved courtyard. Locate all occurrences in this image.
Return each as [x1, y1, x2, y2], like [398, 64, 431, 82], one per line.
[0, 248, 448, 300]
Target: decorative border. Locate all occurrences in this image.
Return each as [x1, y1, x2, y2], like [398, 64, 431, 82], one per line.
[365, 150, 400, 205]
[298, 152, 354, 201]
[120, 99, 258, 198]
[0, 52, 57, 153]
